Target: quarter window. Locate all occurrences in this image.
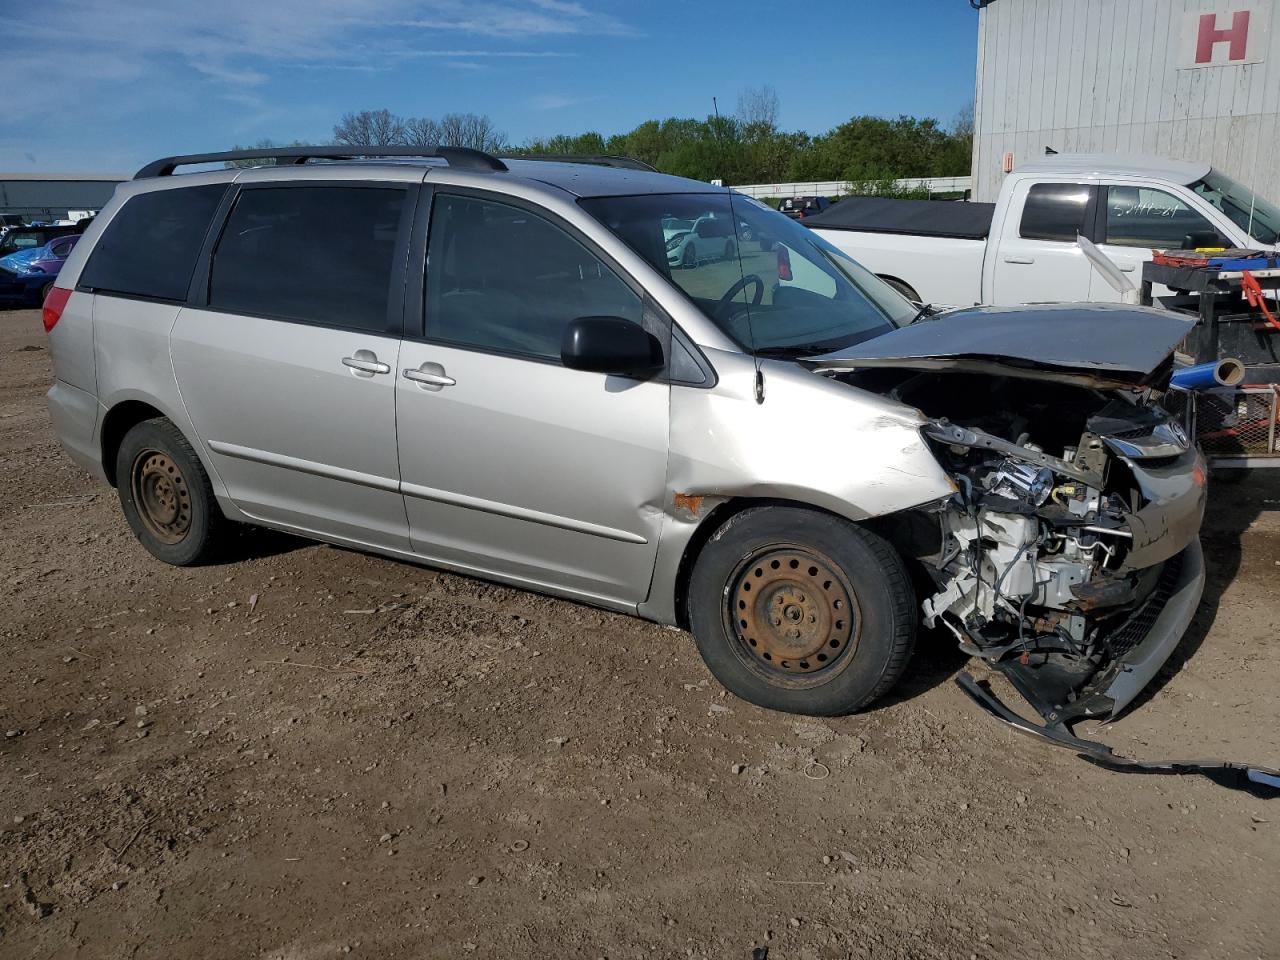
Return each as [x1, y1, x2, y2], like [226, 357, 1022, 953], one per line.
[424, 194, 643, 361]
[1019, 183, 1092, 242]
[210, 185, 407, 332]
[1103, 185, 1220, 249]
[79, 184, 226, 300]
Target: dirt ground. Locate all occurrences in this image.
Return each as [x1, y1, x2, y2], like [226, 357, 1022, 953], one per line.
[2, 305, 1278, 960]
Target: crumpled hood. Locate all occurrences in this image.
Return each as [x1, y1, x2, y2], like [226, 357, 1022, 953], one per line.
[806, 303, 1196, 387]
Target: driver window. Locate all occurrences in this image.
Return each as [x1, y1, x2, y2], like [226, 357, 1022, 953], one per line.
[425, 194, 644, 362]
[1103, 185, 1220, 249]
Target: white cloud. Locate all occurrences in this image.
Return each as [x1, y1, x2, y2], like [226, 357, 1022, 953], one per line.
[3, 0, 628, 109]
[529, 93, 604, 111]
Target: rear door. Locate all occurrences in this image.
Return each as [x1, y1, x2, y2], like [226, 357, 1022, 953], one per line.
[989, 180, 1097, 304]
[395, 189, 670, 606]
[171, 177, 418, 550]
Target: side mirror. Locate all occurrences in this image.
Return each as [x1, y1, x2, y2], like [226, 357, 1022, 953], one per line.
[1182, 229, 1226, 250]
[561, 316, 664, 378]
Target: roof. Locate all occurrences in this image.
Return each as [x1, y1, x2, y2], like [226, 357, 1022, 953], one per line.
[499, 159, 722, 198]
[131, 147, 723, 199]
[1015, 153, 1212, 185]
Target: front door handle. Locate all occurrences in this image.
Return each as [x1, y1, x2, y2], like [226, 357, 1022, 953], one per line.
[403, 362, 456, 391]
[1003, 255, 1035, 265]
[1117, 262, 1137, 272]
[342, 350, 391, 377]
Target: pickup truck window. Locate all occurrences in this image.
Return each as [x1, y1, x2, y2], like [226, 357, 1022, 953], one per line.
[1018, 183, 1092, 242]
[1102, 186, 1218, 249]
[1191, 169, 1280, 246]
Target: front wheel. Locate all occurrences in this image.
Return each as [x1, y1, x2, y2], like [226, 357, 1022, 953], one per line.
[115, 417, 226, 565]
[682, 243, 696, 269]
[688, 506, 916, 716]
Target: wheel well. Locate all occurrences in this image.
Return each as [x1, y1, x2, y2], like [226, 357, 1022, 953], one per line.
[100, 400, 166, 486]
[671, 497, 857, 630]
[877, 274, 920, 302]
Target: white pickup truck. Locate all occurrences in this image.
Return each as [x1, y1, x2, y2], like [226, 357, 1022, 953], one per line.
[807, 153, 1280, 307]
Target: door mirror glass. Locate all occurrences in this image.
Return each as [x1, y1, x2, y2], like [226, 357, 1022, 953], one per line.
[561, 316, 664, 378]
[1182, 229, 1226, 250]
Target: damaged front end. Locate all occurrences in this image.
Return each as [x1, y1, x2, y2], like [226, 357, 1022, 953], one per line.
[917, 394, 1206, 724]
[840, 366, 1206, 726]
[806, 305, 1211, 727]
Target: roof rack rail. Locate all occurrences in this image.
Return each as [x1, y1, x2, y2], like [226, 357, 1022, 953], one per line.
[133, 145, 508, 179]
[503, 154, 658, 172]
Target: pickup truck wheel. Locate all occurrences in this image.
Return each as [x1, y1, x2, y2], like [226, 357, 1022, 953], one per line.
[688, 506, 916, 716]
[880, 276, 920, 302]
[115, 417, 225, 566]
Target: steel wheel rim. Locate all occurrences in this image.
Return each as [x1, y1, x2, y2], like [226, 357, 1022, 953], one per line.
[130, 448, 191, 544]
[726, 545, 859, 681]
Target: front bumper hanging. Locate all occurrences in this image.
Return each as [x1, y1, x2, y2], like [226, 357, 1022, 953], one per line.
[956, 672, 1280, 797]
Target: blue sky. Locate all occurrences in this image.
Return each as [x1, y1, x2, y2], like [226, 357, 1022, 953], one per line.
[1, 0, 978, 175]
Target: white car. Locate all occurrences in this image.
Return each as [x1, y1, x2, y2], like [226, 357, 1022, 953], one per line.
[665, 214, 738, 268]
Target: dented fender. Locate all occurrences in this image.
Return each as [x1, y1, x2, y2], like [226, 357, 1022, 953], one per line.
[638, 349, 955, 624]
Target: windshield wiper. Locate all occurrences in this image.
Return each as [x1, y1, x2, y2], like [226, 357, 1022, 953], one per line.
[753, 343, 844, 359]
[911, 302, 936, 323]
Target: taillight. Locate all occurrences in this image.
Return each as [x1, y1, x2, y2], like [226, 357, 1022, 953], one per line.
[777, 246, 793, 281]
[42, 286, 71, 333]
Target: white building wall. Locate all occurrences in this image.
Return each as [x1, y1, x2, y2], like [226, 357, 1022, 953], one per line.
[972, 0, 1280, 202]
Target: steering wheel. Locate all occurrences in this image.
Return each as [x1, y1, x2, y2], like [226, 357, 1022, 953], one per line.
[714, 274, 765, 321]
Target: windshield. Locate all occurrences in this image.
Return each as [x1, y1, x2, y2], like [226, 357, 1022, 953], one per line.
[580, 193, 915, 356]
[1191, 169, 1280, 246]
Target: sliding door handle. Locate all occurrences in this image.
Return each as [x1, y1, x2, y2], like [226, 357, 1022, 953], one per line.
[403, 363, 456, 390]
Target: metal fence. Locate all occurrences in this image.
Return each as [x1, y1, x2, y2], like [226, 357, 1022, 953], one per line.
[730, 176, 973, 200]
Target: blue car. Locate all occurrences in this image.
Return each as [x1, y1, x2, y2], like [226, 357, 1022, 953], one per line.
[0, 234, 80, 306]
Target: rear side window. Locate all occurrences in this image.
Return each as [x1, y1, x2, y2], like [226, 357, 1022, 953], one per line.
[209, 185, 406, 332]
[1019, 183, 1092, 242]
[79, 184, 226, 300]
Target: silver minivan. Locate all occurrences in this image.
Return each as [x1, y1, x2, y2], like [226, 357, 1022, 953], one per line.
[46, 146, 1205, 729]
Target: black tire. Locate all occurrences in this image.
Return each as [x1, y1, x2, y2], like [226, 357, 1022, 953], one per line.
[880, 276, 920, 302]
[39, 281, 54, 305]
[682, 243, 696, 269]
[115, 417, 225, 566]
[723, 237, 737, 261]
[688, 506, 916, 716]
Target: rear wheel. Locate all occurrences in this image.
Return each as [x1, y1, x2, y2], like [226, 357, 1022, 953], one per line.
[688, 506, 916, 716]
[39, 281, 54, 305]
[115, 417, 225, 566]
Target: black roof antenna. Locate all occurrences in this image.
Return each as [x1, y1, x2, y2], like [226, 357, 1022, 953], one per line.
[711, 96, 765, 405]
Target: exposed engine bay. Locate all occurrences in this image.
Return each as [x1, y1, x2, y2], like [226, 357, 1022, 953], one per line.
[802, 304, 1280, 793]
[842, 369, 1206, 725]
